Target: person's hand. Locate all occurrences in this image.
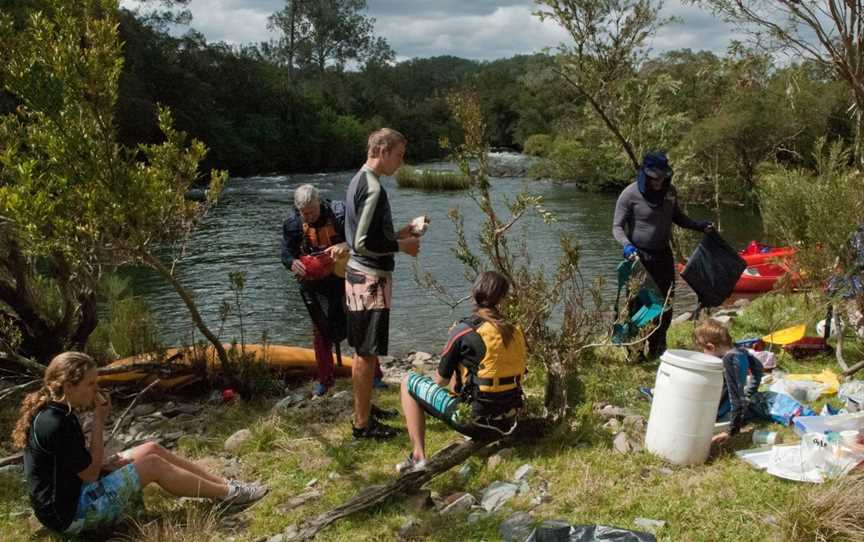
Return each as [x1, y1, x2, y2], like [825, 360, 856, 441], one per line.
[94, 390, 111, 421]
[396, 224, 414, 239]
[398, 236, 420, 257]
[711, 431, 730, 446]
[623, 244, 638, 261]
[102, 453, 132, 472]
[325, 243, 348, 259]
[291, 259, 306, 277]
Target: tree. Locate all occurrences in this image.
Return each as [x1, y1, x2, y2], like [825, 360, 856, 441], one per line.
[691, 0, 864, 163]
[0, 0, 229, 370]
[268, 0, 393, 78]
[534, 0, 673, 170]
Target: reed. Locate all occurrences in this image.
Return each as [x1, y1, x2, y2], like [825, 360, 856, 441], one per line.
[395, 166, 469, 190]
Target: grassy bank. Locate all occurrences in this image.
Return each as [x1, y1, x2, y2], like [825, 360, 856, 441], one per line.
[395, 166, 470, 190]
[1, 293, 863, 541]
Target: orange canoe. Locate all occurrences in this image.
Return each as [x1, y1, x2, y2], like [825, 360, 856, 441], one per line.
[98, 344, 352, 388]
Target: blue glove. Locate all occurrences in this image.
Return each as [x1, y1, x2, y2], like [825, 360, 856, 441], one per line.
[623, 245, 638, 260]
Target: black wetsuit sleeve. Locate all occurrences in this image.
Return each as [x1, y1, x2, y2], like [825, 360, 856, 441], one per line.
[331, 200, 347, 240]
[612, 189, 634, 248]
[281, 214, 302, 269]
[745, 354, 763, 399]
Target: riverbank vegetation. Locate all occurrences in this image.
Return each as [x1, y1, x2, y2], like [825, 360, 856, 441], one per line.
[395, 166, 469, 190]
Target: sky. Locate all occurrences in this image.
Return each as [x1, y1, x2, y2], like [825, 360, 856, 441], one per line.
[121, 0, 744, 61]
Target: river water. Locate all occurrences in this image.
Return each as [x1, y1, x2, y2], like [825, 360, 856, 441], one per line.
[127, 165, 764, 355]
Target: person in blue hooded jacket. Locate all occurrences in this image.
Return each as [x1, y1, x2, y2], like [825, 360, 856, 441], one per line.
[612, 151, 713, 358]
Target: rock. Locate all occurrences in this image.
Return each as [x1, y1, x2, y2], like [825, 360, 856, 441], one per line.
[273, 392, 305, 412]
[713, 309, 739, 318]
[327, 471, 341, 480]
[132, 403, 156, 417]
[409, 351, 434, 367]
[598, 405, 629, 419]
[623, 415, 645, 432]
[224, 429, 252, 453]
[440, 492, 475, 515]
[331, 390, 350, 401]
[634, 517, 666, 533]
[497, 447, 516, 459]
[305, 478, 318, 488]
[613, 432, 631, 454]
[405, 490, 433, 513]
[458, 463, 473, 480]
[278, 489, 322, 512]
[378, 355, 395, 366]
[517, 481, 530, 495]
[499, 512, 534, 542]
[281, 525, 299, 541]
[513, 464, 534, 482]
[487, 454, 504, 470]
[603, 419, 621, 433]
[397, 517, 422, 540]
[734, 298, 751, 309]
[467, 510, 487, 525]
[713, 315, 732, 326]
[481, 481, 519, 513]
[672, 311, 693, 324]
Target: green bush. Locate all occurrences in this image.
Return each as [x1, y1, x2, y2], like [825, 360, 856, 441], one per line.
[522, 133, 553, 157]
[544, 137, 631, 190]
[395, 166, 470, 190]
[86, 275, 162, 364]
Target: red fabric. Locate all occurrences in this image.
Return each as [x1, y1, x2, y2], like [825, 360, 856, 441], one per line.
[301, 253, 334, 280]
[313, 325, 335, 388]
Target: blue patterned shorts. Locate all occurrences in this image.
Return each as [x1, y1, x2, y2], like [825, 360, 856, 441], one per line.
[65, 463, 142, 534]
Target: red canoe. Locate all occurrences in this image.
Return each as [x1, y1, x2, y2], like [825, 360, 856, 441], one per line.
[734, 263, 795, 293]
[739, 242, 795, 266]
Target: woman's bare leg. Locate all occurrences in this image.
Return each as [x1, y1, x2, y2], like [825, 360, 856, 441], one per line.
[133, 454, 228, 499]
[400, 376, 426, 461]
[123, 442, 225, 485]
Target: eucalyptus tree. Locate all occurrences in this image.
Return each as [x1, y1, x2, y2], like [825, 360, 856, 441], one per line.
[0, 0, 229, 370]
[534, 0, 674, 170]
[690, 0, 864, 164]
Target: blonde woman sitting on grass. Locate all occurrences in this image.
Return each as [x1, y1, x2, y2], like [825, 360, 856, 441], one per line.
[13, 351, 267, 535]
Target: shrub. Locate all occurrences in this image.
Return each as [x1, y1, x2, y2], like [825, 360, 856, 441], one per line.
[522, 133, 553, 157]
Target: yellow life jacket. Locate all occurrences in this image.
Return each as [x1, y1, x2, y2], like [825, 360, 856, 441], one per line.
[461, 321, 527, 394]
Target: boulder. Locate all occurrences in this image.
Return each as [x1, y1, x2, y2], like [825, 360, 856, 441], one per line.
[513, 464, 534, 482]
[499, 512, 534, 542]
[440, 492, 476, 515]
[224, 429, 252, 453]
[481, 481, 519, 513]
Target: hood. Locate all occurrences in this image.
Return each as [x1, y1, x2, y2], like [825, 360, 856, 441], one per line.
[637, 151, 673, 206]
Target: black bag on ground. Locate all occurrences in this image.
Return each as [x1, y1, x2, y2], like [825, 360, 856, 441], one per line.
[525, 521, 657, 542]
[680, 231, 746, 308]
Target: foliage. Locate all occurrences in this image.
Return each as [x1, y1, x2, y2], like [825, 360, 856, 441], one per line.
[757, 139, 864, 291]
[0, 0, 226, 367]
[778, 475, 864, 542]
[522, 134, 553, 157]
[395, 166, 469, 191]
[438, 90, 609, 422]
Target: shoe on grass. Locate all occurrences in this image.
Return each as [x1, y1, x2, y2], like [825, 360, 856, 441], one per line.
[313, 382, 329, 397]
[638, 386, 654, 401]
[395, 454, 428, 474]
[221, 481, 268, 506]
[352, 418, 399, 440]
[370, 404, 398, 420]
[373, 376, 389, 389]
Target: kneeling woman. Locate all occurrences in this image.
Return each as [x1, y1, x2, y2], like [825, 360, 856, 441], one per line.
[398, 271, 526, 473]
[12, 352, 267, 535]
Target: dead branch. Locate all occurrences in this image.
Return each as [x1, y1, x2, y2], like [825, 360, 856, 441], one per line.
[107, 378, 161, 443]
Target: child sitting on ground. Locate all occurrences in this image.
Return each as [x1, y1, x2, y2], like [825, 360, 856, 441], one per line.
[13, 352, 267, 535]
[395, 271, 526, 473]
[693, 318, 764, 445]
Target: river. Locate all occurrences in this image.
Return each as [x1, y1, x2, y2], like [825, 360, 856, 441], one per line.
[127, 165, 764, 356]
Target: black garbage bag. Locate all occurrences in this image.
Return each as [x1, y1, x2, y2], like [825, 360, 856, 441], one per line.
[525, 521, 657, 542]
[680, 231, 746, 308]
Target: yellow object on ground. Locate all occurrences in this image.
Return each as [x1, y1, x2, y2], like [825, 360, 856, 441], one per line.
[98, 344, 352, 388]
[786, 369, 840, 396]
[762, 324, 806, 345]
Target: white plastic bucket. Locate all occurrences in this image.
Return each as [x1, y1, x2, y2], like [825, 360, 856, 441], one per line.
[644, 349, 725, 465]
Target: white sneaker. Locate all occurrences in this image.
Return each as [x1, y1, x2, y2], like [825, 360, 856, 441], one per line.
[395, 455, 428, 474]
[221, 481, 268, 506]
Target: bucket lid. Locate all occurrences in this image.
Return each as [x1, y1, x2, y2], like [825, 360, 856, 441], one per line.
[660, 349, 724, 372]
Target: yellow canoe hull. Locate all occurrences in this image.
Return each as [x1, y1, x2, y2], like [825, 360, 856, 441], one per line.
[98, 344, 353, 388]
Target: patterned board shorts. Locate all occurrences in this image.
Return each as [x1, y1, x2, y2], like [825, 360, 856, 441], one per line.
[345, 267, 392, 356]
[65, 463, 142, 534]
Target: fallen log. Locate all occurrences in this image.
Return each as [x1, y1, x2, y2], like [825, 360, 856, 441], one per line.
[287, 438, 489, 540]
[0, 452, 23, 468]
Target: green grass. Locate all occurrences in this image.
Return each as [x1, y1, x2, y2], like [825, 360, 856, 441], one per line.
[395, 166, 470, 190]
[3, 295, 864, 541]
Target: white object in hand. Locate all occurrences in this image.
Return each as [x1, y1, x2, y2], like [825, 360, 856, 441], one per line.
[410, 215, 430, 237]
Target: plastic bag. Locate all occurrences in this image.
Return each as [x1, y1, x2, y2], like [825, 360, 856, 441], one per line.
[525, 522, 656, 542]
[751, 391, 816, 425]
[840, 381, 864, 412]
[680, 231, 747, 308]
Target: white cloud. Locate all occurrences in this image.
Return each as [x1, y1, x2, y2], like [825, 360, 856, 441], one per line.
[120, 0, 741, 59]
